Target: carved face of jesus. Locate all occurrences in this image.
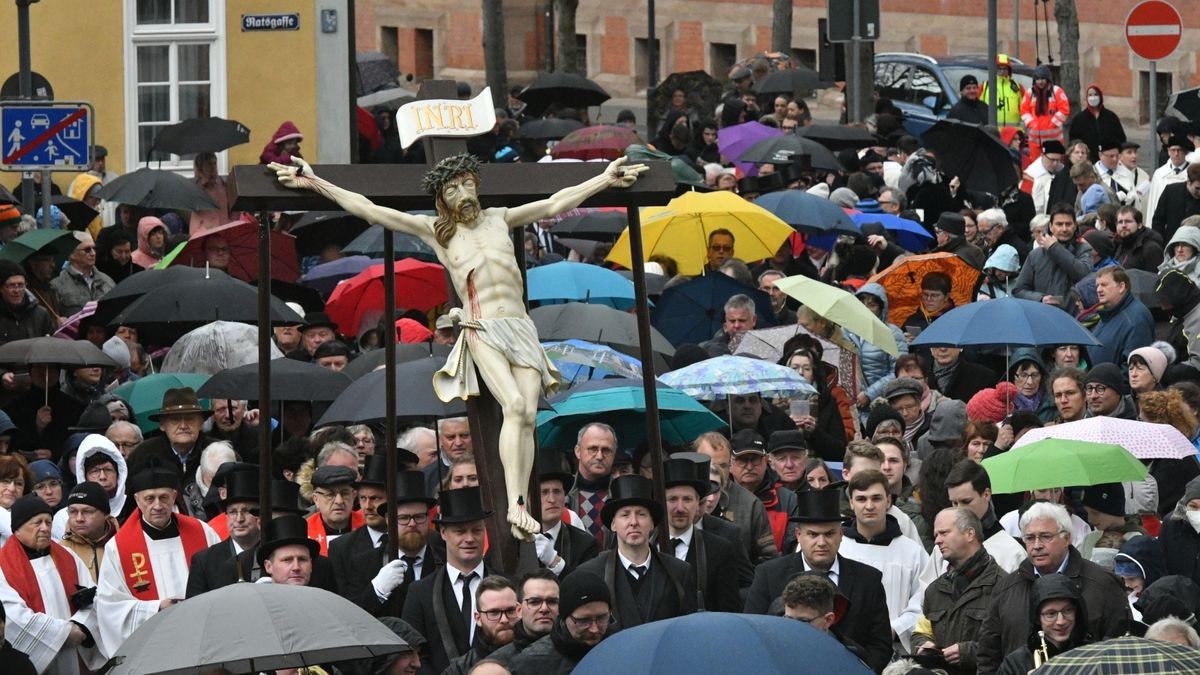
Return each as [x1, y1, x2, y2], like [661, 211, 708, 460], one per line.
[441, 175, 481, 224]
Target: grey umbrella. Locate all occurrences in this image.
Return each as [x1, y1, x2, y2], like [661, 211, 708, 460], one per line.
[0, 337, 118, 368]
[530, 302, 676, 357]
[105, 583, 409, 675]
[317, 355, 466, 426]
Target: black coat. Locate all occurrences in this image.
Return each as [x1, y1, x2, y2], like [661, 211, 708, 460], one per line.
[329, 527, 443, 617]
[744, 553, 893, 673]
[1161, 516, 1200, 583]
[575, 549, 697, 629]
[1046, 166, 1078, 213]
[1150, 458, 1200, 519]
[0, 640, 37, 675]
[185, 538, 240, 598]
[5, 385, 86, 461]
[231, 545, 339, 592]
[1115, 227, 1165, 274]
[550, 522, 600, 577]
[508, 620, 608, 675]
[127, 433, 216, 492]
[667, 528, 741, 613]
[937, 360, 998, 404]
[1067, 108, 1127, 162]
[401, 563, 499, 675]
[1153, 181, 1200, 242]
[701, 514, 755, 589]
[946, 98, 989, 126]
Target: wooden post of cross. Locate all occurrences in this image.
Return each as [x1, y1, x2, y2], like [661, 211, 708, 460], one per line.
[229, 81, 677, 572]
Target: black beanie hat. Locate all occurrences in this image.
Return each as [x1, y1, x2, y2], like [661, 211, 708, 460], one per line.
[959, 74, 979, 91]
[0, 259, 24, 287]
[10, 494, 52, 532]
[66, 481, 111, 514]
[865, 404, 906, 437]
[559, 571, 611, 618]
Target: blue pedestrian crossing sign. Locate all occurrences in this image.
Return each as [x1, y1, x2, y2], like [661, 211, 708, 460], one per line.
[0, 102, 93, 171]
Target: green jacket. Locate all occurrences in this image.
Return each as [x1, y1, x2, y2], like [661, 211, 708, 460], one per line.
[913, 551, 1004, 675]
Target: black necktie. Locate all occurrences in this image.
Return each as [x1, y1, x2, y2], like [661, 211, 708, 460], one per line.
[460, 571, 477, 628]
[402, 555, 418, 586]
[630, 564, 647, 580]
[668, 538, 683, 556]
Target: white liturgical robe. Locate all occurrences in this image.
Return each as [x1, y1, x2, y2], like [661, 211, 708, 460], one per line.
[0, 549, 104, 674]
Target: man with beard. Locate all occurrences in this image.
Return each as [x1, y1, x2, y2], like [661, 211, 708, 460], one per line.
[1113, 206, 1163, 273]
[185, 470, 260, 597]
[443, 576, 520, 675]
[488, 570, 560, 667]
[332, 467, 440, 617]
[273, 152, 646, 542]
[535, 446, 597, 577]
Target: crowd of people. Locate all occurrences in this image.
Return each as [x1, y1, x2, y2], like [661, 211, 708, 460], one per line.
[5, 54, 1200, 675]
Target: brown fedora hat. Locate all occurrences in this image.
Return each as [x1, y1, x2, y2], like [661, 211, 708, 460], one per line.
[148, 387, 211, 421]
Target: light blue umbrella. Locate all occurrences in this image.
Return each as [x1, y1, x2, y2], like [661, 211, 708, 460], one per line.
[536, 378, 725, 448]
[527, 261, 637, 310]
[542, 339, 643, 384]
[660, 354, 816, 400]
[754, 190, 859, 235]
[850, 212, 933, 252]
[910, 296, 1101, 348]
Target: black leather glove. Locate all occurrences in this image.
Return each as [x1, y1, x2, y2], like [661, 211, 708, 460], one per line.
[72, 585, 97, 609]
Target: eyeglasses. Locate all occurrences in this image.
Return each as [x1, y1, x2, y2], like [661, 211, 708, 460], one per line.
[787, 613, 824, 625]
[708, 244, 733, 253]
[111, 441, 139, 450]
[1014, 372, 1041, 382]
[1040, 607, 1077, 622]
[226, 507, 255, 519]
[86, 466, 117, 476]
[524, 596, 559, 608]
[567, 613, 613, 629]
[396, 513, 429, 525]
[1084, 384, 1109, 395]
[894, 402, 921, 414]
[313, 488, 355, 501]
[1022, 530, 1065, 545]
[77, 246, 96, 253]
[3, 282, 26, 291]
[480, 605, 520, 621]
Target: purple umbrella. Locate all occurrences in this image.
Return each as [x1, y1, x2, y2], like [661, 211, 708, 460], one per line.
[717, 122, 782, 176]
[300, 255, 375, 298]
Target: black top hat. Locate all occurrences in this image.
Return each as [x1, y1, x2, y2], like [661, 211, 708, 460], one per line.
[253, 479, 305, 515]
[378, 470, 437, 514]
[148, 387, 211, 421]
[737, 175, 760, 195]
[434, 485, 492, 525]
[537, 446, 574, 493]
[782, 158, 813, 184]
[223, 469, 260, 506]
[789, 487, 845, 523]
[601, 475, 663, 528]
[301, 312, 339, 332]
[211, 461, 255, 493]
[756, 172, 785, 195]
[356, 455, 388, 488]
[662, 457, 711, 497]
[70, 401, 113, 433]
[257, 514, 320, 564]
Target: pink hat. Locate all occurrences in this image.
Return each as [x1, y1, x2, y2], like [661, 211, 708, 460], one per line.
[966, 381, 1018, 424]
[1130, 347, 1168, 384]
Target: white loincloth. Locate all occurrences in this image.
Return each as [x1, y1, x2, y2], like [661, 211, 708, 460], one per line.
[434, 316, 561, 402]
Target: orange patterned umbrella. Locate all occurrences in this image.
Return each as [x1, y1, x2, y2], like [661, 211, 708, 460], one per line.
[868, 252, 981, 326]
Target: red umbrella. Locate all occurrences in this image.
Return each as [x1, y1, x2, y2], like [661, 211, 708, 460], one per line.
[550, 125, 643, 161]
[169, 219, 300, 283]
[325, 260, 448, 336]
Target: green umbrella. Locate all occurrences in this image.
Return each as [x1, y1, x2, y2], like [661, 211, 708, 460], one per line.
[0, 229, 80, 267]
[112, 372, 210, 434]
[153, 241, 189, 270]
[774, 275, 899, 356]
[981, 438, 1148, 494]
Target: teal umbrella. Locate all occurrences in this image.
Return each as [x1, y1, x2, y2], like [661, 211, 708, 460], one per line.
[113, 372, 210, 434]
[0, 229, 80, 267]
[536, 378, 725, 449]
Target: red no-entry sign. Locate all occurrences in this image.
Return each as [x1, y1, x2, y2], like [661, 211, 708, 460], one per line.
[1126, 0, 1183, 61]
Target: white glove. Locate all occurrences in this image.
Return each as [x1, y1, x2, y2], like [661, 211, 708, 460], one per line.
[372, 559, 409, 600]
[255, 575, 273, 584]
[536, 534, 565, 575]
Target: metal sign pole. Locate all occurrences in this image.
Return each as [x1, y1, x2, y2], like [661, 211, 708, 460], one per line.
[849, 0, 861, 123]
[1150, 60, 1158, 159]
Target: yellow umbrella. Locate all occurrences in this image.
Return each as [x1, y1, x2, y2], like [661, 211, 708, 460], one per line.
[605, 191, 794, 276]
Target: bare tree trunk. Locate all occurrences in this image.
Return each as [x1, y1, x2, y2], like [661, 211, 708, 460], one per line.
[554, 0, 579, 74]
[482, 0, 508, 108]
[1053, 0, 1081, 113]
[772, 0, 793, 53]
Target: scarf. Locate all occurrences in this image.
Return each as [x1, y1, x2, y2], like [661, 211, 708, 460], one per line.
[115, 509, 209, 600]
[1014, 390, 1043, 413]
[1034, 84, 1052, 117]
[0, 536, 81, 614]
[549, 617, 602, 662]
[948, 547, 992, 595]
[933, 359, 960, 394]
[902, 413, 925, 446]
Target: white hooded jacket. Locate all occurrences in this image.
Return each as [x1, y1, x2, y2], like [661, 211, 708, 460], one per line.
[52, 434, 128, 540]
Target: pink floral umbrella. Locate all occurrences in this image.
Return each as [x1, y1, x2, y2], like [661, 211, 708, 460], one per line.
[1012, 416, 1197, 460]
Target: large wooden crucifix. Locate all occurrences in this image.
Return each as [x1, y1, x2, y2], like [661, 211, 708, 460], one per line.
[230, 80, 676, 570]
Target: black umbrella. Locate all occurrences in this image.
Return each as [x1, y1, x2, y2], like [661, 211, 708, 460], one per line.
[530, 303, 675, 357]
[552, 211, 627, 240]
[517, 72, 610, 117]
[356, 51, 401, 96]
[0, 337, 118, 368]
[796, 124, 879, 151]
[615, 270, 667, 296]
[520, 117, 584, 141]
[341, 226, 437, 262]
[151, 117, 251, 156]
[921, 119, 1017, 196]
[290, 211, 371, 258]
[95, 266, 233, 325]
[107, 274, 305, 343]
[752, 66, 823, 95]
[317, 356, 466, 426]
[653, 71, 724, 121]
[0, 183, 16, 205]
[198, 358, 351, 402]
[96, 168, 218, 211]
[48, 196, 99, 232]
[252, 278, 325, 315]
[1167, 87, 1200, 123]
[343, 342, 452, 380]
[737, 134, 842, 172]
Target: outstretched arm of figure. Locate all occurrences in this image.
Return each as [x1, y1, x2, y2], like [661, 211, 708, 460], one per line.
[503, 156, 648, 228]
[269, 157, 432, 238]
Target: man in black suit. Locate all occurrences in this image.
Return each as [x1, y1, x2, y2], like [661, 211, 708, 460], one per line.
[332, 464, 441, 617]
[186, 468, 260, 597]
[1152, 162, 1200, 242]
[661, 456, 741, 612]
[401, 486, 498, 674]
[534, 446, 598, 577]
[230, 480, 339, 592]
[575, 475, 697, 629]
[744, 488, 893, 673]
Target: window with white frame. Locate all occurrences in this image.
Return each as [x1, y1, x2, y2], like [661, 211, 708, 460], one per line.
[125, 0, 225, 170]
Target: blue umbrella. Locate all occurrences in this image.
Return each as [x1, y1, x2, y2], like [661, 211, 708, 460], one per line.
[299, 255, 375, 298]
[660, 354, 816, 400]
[537, 378, 725, 448]
[527, 261, 637, 310]
[651, 273, 777, 346]
[850, 213, 933, 252]
[542, 339, 642, 384]
[575, 613, 872, 675]
[911, 296, 1101, 348]
[754, 190, 859, 235]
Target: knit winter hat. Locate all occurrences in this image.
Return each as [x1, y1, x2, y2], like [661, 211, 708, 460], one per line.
[559, 571, 611, 618]
[966, 381, 1018, 424]
[1130, 346, 1169, 384]
[1083, 229, 1116, 260]
[0, 203, 21, 227]
[865, 404, 906, 437]
[0, 259, 24, 287]
[1085, 362, 1129, 395]
[10, 494, 52, 532]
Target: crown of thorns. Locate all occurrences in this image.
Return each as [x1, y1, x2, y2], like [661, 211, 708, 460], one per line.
[421, 153, 483, 196]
